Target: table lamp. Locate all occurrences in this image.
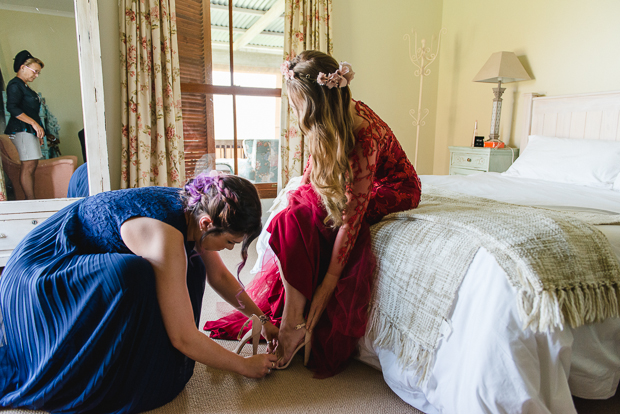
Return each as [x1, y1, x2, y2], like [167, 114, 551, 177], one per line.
[473, 51, 531, 147]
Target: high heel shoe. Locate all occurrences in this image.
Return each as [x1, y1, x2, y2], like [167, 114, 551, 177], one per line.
[275, 322, 312, 369]
[235, 314, 261, 355]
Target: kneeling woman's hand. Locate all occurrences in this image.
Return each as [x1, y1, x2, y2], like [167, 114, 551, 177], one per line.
[261, 321, 279, 354]
[240, 353, 279, 378]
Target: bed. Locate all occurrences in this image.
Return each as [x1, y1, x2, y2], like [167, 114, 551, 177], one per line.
[254, 91, 620, 414]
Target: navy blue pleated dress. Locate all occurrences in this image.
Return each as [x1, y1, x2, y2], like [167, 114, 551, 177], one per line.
[0, 187, 206, 413]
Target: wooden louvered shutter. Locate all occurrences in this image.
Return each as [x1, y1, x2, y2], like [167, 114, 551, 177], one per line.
[176, 0, 215, 179]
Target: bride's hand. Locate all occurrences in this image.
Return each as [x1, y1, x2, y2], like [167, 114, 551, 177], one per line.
[306, 273, 339, 332]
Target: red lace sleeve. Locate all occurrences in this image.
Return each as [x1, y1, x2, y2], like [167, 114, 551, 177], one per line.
[326, 134, 378, 278]
[301, 155, 312, 185]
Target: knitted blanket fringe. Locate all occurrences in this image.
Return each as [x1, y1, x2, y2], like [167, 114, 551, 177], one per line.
[517, 271, 620, 331]
[366, 184, 620, 384]
[366, 307, 434, 381]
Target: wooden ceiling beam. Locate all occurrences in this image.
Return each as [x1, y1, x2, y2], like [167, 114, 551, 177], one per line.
[211, 25, 284, 38]
[232, 0, 284, 51]
[211, 41, 283, 54]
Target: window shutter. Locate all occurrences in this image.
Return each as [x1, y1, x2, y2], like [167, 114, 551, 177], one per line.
[176, 0, 215, 179]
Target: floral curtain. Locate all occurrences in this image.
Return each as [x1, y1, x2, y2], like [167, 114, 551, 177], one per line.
[280, 0, 333, 187]
[120, 0, 184, 188]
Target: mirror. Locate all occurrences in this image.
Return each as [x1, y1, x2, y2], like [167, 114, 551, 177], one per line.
[0, 0, 86, 201]
[0, 0, 109, 264]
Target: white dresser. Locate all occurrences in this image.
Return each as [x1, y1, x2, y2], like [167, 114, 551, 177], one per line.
[448, 146, 519, 176]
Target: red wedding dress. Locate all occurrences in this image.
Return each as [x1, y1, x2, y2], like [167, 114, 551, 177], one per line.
[204, 100, 422, 377]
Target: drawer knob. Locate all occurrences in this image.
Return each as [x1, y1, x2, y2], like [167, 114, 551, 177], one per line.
[467, 158, 471, 162]
[32, 220, 38, 225]
[0, 233, 6, 239]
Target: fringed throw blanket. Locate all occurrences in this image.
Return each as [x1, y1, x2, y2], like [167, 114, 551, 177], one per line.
[367, 184, 620, 382]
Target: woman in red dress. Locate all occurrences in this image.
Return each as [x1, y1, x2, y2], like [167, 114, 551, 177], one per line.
[205, 50, 421, 377]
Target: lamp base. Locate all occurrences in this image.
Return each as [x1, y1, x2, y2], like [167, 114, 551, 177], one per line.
[484, 139, 505, 149]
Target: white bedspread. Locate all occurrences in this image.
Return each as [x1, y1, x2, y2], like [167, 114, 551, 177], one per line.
[357, 173, 620, 414]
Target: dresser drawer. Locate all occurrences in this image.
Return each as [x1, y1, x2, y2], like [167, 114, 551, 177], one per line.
[450, 151, 490, 171]
[0, 214, 51, 264]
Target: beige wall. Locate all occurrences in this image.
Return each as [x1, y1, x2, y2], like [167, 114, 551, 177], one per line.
[0, 9, 84, 163]
[332, 0, 444, 175]
[433, 0, 620, 174]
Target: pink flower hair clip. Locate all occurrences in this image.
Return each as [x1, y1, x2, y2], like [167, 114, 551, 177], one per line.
[317, 61, 355, 89]
[280, 60, 295, 80]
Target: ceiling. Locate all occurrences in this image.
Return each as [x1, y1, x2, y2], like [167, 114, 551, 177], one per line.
[210, 0, 284, 55]
[0, 0, 284, 55]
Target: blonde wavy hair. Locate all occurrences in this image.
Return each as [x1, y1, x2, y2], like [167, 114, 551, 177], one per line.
[285, 51, 355, 227]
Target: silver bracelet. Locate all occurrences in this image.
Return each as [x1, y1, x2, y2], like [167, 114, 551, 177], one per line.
[257, 314, 269, 325]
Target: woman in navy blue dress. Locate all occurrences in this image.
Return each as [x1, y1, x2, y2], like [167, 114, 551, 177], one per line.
[0, 172, 278, 413]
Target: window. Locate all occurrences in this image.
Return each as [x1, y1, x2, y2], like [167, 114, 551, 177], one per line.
[176, 0, 284, 198]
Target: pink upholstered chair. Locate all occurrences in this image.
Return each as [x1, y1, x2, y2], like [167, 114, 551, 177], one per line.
[0, 134, 77, 200]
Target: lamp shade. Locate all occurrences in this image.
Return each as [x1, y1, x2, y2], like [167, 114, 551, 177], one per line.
[473, 51, 531, 83]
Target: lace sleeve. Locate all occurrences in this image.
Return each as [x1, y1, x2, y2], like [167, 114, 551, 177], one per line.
[326, 135, 378, 278]
[301, 155, 312, 185]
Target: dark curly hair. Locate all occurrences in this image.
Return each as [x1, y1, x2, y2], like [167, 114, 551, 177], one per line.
[180, 172, 262, 279]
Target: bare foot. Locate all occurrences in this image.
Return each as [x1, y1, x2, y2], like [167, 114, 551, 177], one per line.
[275, 320, 307, 367]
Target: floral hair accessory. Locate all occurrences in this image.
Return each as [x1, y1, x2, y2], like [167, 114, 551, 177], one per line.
[280, 60, 295, 80]
[339, 61, 355, 84]
[316, 61, 355, 89]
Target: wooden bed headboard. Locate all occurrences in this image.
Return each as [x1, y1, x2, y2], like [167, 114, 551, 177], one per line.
[520, 91, 620, 150]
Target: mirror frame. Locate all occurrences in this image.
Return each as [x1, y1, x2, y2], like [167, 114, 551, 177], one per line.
[0, 0, 110, 264]
[75, 0, 110, 195]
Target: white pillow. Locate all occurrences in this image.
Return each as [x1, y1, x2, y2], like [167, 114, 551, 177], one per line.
[503, 135, 620, 189]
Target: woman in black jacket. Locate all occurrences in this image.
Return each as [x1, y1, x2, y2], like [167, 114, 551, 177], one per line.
[4, 50, 45, 200]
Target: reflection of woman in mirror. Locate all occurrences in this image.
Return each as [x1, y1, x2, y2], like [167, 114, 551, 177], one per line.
[4, 50, 45, 200]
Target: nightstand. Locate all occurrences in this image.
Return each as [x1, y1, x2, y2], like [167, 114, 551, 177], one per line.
[448, 146, 519, 176]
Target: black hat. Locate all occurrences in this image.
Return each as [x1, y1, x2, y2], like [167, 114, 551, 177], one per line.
[13, 50, 33, 72]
